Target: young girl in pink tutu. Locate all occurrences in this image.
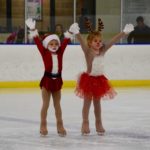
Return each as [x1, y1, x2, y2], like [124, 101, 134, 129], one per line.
[69, 18, 134, 135]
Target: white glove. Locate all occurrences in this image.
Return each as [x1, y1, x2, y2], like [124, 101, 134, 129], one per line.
[25, 18, 36, 30]
[69, 23, 80, 34]
[123, 24, 134, 34]
[64, 31, 74, 40]
[28, 29, 39, 39]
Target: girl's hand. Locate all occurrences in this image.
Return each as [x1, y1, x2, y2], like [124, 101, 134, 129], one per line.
[123, 24, 134, 34]
[69, 23, 80, 34]
[25, 18, 36, 30]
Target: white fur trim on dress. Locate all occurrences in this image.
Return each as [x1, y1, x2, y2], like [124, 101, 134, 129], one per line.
[42, 34, 60, 49]
[51, 54, 58, 74]
[28, 29, 39, 39]
[90, 55, 104, 76]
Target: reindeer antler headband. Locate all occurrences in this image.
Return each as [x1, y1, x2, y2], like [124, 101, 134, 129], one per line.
[85, 17, 94, 33]
[98, 18, 104, 31]
[85, 17, 104, 33]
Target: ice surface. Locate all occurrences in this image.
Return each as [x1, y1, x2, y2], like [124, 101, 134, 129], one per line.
[0, 88, 150, 150]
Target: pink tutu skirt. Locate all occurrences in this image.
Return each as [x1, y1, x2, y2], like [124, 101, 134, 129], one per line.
[75, 72, 117, 100]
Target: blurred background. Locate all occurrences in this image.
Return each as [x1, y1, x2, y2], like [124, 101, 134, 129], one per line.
[0, 0, 150, 44]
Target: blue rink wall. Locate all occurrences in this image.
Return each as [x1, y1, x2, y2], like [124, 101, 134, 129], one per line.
[0, 44, 150, 88]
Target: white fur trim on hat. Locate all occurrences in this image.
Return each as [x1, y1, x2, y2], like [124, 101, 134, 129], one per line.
[42, 34, 60, 48]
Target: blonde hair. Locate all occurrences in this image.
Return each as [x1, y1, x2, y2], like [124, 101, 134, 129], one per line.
[87, 31, 102, 47]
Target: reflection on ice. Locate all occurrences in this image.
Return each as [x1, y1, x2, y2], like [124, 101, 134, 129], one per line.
[0, 88, 150, 150]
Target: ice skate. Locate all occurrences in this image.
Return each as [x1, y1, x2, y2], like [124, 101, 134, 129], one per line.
[40, 128, 48, 136]
[57, 121, 67, 137]
[40, 121, 48, 136]
[97, 130, 105, 136]
[81, 121, 90, 136]
[95, 121, 105, 136]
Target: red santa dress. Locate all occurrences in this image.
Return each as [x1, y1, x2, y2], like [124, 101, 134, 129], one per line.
[34, 36, 70, 92]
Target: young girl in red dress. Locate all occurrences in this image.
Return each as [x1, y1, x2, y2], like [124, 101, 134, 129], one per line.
[25, 18, 73, 136]
[69, 18, 134, 135]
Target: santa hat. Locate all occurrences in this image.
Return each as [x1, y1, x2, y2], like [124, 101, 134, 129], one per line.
[42, 34, 60, 48]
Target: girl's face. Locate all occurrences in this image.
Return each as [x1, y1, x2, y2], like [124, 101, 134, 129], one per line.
[48, 40, 59, 53]
[89, 36, 103, 53]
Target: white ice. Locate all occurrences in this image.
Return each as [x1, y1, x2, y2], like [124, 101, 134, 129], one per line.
[0, 88, 150, 150]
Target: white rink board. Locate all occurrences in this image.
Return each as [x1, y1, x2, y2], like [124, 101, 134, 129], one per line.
[0, 44, 150, 81]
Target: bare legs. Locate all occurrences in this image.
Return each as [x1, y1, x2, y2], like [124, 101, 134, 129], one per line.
[81, 97, 105, 135]
[40, 87, 104, 136]
[40, 87, 50, 135]
[81, 99, 92, 134]
[93, 100, 105, 134]
[52, 90, 66, 136]
[40, 88, 66, 136]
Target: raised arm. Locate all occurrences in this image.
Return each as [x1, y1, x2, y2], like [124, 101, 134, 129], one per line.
[104, 24, 134, 51]
[104, 32, 125, 50]
[76, 33, 88, 53]
[68, 23, 88, 53]
[25, 18, 45, 56]
[59, 38, 71, 54]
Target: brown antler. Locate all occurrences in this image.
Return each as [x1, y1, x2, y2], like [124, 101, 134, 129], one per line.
[85, 17, 94, 33]
[98, 18, 104, 31]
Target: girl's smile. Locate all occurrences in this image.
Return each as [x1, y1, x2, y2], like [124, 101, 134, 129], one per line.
[48, 40, 59, 52]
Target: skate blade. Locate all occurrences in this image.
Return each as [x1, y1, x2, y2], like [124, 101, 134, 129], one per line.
[97, 132, 105, 136]
[40, 131, 48, 137]
[58, 131, 67, 137]
[81, 132, 90, 136]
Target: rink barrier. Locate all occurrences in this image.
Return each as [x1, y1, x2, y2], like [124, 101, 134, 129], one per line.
[0, 80, 150, 88]
[1, 45, 150, 82]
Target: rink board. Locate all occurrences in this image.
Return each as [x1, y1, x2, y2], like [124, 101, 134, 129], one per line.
[0, 80, 150, 88]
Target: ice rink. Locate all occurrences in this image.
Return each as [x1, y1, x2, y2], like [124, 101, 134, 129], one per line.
[0, 87, 150, 150]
